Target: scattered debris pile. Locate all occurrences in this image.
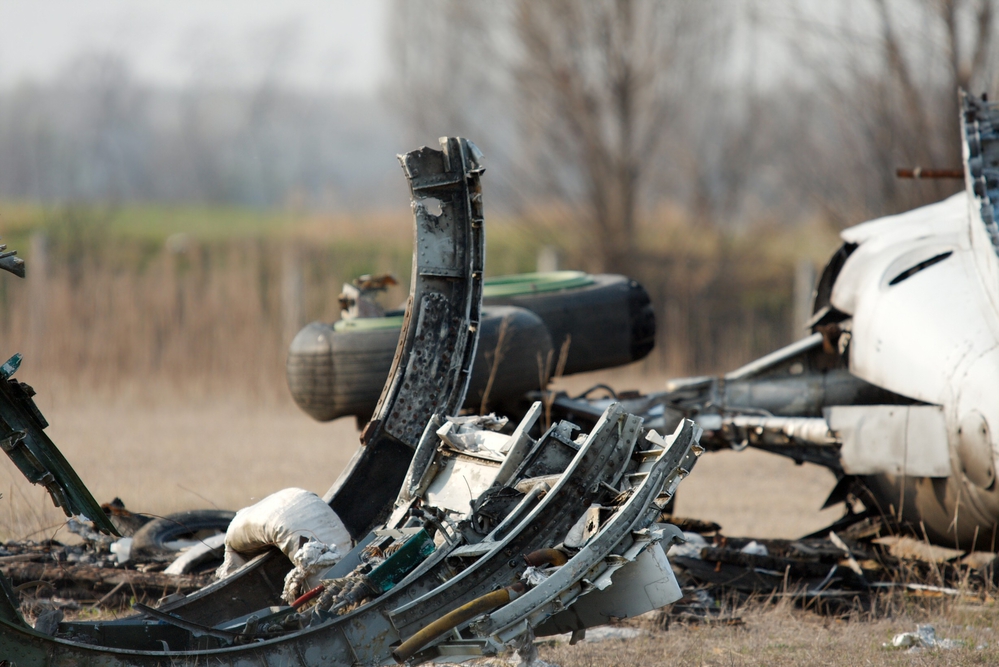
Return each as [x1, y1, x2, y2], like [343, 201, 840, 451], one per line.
[661, 512, 997, 625]
[6, 504, 996, 631]
[885, 624, 961, 651]
[0, 503, 229, 612]
[1, 110, 998, 663]
[0, 542, 212, 613]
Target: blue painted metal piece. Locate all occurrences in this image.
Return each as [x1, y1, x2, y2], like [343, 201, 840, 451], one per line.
[0, 353, 21, 380]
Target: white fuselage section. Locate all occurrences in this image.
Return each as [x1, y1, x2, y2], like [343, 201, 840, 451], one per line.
[830, 191, 999, 488]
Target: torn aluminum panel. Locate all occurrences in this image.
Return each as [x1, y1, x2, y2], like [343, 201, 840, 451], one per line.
[0, 405, 702, 665]
[465, 425, 699, 658]
[537, 537, 682, 633]
[827, 405, 951, 477]
[688, 405, 950, 479]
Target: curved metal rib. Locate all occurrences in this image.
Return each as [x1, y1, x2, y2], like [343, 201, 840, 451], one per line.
[387, 405, 641, 636]
[159, 137, 485, 624]
[326, 137, 485, 539]
[481, 419, 700, 641]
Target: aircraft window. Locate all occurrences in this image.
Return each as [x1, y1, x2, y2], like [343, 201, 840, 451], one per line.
[888, 251, 953, 286]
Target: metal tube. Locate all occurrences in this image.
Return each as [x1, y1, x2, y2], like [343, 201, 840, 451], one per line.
[523, 548, 568, 567]
[392, 582, 526, 663]
[896, 167, 964, 179]
[291, 584, 326, 609]
[726, 416, 837, 446]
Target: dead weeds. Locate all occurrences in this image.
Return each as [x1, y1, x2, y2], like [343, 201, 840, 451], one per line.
[540, 594, 999, 666]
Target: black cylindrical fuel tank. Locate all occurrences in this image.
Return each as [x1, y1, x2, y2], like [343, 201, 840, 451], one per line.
[482, 272, 655, 374]
[287, 305, 552, 423]
[286, 272, 657, 422]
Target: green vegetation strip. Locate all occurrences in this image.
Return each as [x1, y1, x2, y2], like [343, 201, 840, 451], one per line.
[481, 270, 593, 297]
[334, 271, 594, 331]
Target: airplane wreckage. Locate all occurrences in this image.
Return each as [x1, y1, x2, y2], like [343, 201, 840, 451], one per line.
[0, 91, 994, 663]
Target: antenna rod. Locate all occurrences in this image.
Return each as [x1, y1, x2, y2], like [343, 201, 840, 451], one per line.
[896, 167, 964, 179]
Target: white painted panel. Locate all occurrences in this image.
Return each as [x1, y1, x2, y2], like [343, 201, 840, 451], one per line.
[829, 192, 999, 406]
[424, 457, 500, 514]
[829, 406, 907, 475]
[566, 543, 682, 624]
[827, 406, 951, 477]
[905, 406, 952, 477]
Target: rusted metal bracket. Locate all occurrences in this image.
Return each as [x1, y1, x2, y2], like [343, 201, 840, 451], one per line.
[895, 168, 964, 179]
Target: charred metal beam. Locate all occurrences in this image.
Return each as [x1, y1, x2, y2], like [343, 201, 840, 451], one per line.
[963, 91, 999, 251]
[326, 137, 485, 539]
[158, 138, 486, 625]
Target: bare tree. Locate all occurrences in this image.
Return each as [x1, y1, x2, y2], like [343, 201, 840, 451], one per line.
[779, 0, 999, 222]
[514, 0, 731, 272]
[385, 2, 506, 142]
[386, 0, 730, 273]
[383, 1, 522, 209]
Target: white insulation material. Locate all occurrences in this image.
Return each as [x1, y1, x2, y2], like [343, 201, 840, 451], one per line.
[283, 538, 343, 603]
[216, 488, 351, 580]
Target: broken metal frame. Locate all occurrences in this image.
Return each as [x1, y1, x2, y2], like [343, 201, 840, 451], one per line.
[0, 93, 993, 663]
[0, 406, 701, 665]
[476, 423, 699, 648]
[0, 137, 484, 662]
[541, 90, 999, 550]
[149, 136, 489, 627]
[0, 363, 118, 535]
[0, 236, 113, 535]
[0, 138, 704, 666]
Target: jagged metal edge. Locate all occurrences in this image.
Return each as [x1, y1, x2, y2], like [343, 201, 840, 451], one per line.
[963, 91, 999, 252]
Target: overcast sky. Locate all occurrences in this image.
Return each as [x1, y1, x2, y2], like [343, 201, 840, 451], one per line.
[0, 0, 389, 93]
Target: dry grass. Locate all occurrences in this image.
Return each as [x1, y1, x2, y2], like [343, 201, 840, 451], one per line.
[3, 366, 840, 542]
[0, 202, 843, 401]
[0, 366, 886, 542]
[539, 600, 999, 666]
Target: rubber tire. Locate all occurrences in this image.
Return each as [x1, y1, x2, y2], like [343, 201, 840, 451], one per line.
[482, 273, 655, 375]
[287, 306, 552, 423]
[285, 272, 656, 422]
[287, 321, 400, 422]
[465, 305, 553, 414]
[130, 509, 236, 561]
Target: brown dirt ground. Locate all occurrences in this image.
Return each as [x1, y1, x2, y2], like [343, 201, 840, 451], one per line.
[0, 387, 358, 539]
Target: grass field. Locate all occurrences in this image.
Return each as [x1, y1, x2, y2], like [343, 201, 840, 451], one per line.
[536, 601, 999, 666]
